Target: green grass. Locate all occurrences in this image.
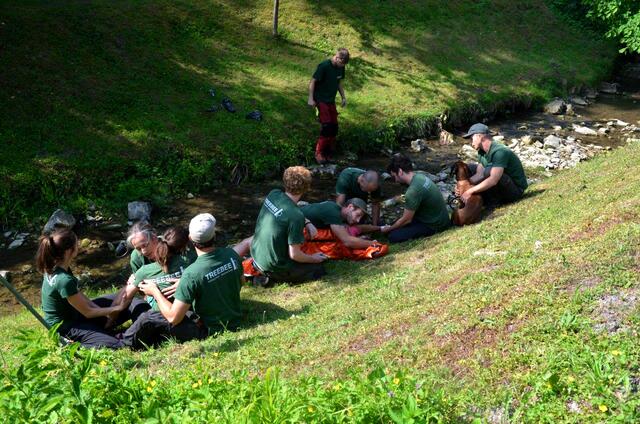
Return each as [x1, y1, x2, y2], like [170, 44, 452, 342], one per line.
[0, 0, 616, 226]
[2, 143, 639, 422]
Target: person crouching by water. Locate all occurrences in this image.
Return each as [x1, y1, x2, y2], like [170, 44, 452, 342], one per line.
[381, 153, 452, 243]
[37, 229, 149, 349]
[117, 226, 196, 348]
[459, 123, 528, 206]
[136, 213, 244, 344]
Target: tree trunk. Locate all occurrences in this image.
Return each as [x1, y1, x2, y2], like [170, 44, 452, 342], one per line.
[273, 0, 280, 37]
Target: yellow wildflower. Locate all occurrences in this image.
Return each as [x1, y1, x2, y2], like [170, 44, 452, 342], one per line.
[611, 350, 622, 356]
[393, 378, 400, 385]
[192, 382, 199, 389]
[146, 386, 153, 393]
[150, 380, 157, 387]
[99, 360, 107, 367]
[599, 405, 608, 413]
[308, 406, 315, 413]
[198, 379, 203, 387]
[208, 378, 213, 384]
[567, 376, 575, 383]
[347, 409, 353, 417]
[213, 352, 219, 357]
[333, 383, 342, 391]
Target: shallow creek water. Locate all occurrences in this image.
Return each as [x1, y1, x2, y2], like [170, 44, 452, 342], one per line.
[1, 65, 639, 316]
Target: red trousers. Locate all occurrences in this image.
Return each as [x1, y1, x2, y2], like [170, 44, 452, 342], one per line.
[315, 102, 338, 159]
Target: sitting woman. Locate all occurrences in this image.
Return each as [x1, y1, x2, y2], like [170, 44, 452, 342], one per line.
[37, 228, 149, 349]
[119, 226, 198, 349]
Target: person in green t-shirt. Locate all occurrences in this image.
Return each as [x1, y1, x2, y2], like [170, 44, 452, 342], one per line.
[37, 228, 142, 349]
[139, 213, 246, 341]
[381, 154, 452, 243]
[460, 123, 528, 205]
[335, 167, 382, 225]
[308, 48, 350, 164]
[118, 226, 199, 348]
[301, 198, 381, 249]
[247, 166, 328, 285]
[127, 221, 158, 274]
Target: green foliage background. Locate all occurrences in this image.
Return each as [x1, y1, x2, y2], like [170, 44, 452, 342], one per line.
[0, 0, 616, 226]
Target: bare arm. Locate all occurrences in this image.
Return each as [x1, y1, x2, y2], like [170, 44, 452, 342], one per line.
[469, 163, 485, 185]
[371, 203, 380, 226]
[67, 292, 126, 319]
[335, 193, 347, 206]
[381, 209, 416, 233]
[289, 244, 326, 263]
[467, 167, 503, 196]
[338, 80, 346, 107]
[138, 282, 191, 325]
[233, 236, 253, 257]
[330, 225, 375, 249]
[357, 224, 383, 234]
[308, 79, 317, 106]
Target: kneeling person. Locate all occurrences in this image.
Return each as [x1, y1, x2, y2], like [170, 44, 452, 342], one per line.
[301, 198, 378, 249]
[138, 213, 243, 343]
[249, 166, 327, 284]
[461, 123, 528, 205]
[382, 154, 451, 243]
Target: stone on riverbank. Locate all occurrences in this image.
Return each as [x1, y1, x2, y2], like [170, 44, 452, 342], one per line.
[44, 209, 76, 234]
[544, 98, 566, 115]
[128, 201, 152, 223]
[568, 96, 588, 106]
[543, 135, 562, 149]
[572, 125, 597, 136]
[600, 82, 620, 94]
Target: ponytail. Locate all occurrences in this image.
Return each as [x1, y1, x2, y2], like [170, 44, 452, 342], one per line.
[36, 229, 77, 274]
[154, 226, 189, 273]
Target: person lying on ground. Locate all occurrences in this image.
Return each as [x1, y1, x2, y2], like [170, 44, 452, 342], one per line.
[381, 153, 452, 243]
[459, 123, 528, 205]
[300, 198, 380, 249]
[37, 229, 149, 349]
[137, 213, 244, 344]
[308, 47, 350, 164]
[335, 167, 382, 225]
[247, 166, 327, 285]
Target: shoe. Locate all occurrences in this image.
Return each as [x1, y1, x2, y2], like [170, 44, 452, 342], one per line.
[251, 275, 270, 288]
[246, 110, 263, 121]
[222, 97, 236, 113]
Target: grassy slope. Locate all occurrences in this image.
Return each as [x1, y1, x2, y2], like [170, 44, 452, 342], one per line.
[0, 0, 615, 225]
[2, 143, 639, 421]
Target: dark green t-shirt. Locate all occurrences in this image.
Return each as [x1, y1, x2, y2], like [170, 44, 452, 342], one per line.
[404, 173, 451, 231]
[336, 167, 382, 203]
[134, 254, 194, 311]
[250, 189, 305, 273]
[174, 248, 243, 333]
[479, 142, 528, 191]
[130, 249, 152, 274]
[301, 201, 343, 229]
[41, 267, 80, 327]
[130, 246, 197, 274]
[312, 59, 345, 104]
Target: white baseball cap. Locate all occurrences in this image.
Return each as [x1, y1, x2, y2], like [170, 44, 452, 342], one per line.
[189, 213, 217, 244]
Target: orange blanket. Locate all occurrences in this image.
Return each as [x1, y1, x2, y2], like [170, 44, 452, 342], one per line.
[242, 228, 388, 277]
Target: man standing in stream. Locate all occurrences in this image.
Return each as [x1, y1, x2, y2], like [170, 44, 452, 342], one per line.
[308, 48, 350, 164]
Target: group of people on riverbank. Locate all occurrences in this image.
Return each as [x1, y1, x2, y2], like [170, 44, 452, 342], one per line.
[37, 47, 529, 350]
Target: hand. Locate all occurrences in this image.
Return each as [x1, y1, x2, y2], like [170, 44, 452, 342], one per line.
[454, 186, 461, 196]
[161, 280, 180, 299]
[380, 225, 392, 234]
[104, 311, 119, 328]
[112, 302, 127, 313]
[126, 274, 135, 286]
[341, 97, 347, 107]
[308, 98, 316, 107]
[305, 223, 318, 240]
[312, 252, 328, 262]
[138, 280, 160, 297]
[461, 191, 472, 204]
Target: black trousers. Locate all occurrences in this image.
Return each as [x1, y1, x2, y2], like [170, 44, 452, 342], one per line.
[467, 163, 524, 205]
[267, 262, 326, 285]
[60, 294, 150, 349]
[121, 310, 208, 350]
[388, 218, 441, 244]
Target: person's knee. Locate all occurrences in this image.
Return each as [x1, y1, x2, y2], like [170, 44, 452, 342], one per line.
[388, 230, 407, 244]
